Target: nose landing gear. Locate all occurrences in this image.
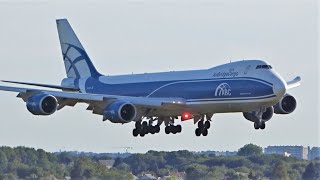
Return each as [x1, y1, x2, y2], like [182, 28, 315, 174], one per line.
[252, 108, 267, 130]
[254, 121, 266, 130]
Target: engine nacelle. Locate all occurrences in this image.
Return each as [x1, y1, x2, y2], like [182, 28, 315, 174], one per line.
[104, 101, 137, 123]
[26, 94, 58, 115]
[274, 94, 297, 114]
[243, 106, 274, 122]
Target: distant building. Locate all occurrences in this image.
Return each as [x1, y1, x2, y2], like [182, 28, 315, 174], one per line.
[264, 146, 308, 160]
[308, 147, 320, 160]
[98, 160, 115, 169]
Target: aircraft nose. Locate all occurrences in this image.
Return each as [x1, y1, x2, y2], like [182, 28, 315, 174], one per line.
[273, 77, 286, 98]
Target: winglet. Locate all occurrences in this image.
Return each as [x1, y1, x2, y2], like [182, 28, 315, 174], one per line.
[286, 76, 302, 89]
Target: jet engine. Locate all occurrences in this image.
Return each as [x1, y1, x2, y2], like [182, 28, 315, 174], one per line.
[26, 94, 58, 115]
[273, 94, 297, 114]
[104, 101, 137, 123]
[243, 106, 274, 122]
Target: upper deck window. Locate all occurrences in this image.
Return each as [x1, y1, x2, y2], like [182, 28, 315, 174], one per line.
[256, 65, 272, 69]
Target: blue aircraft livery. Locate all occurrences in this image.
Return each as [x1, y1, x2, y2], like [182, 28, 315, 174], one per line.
[0, 19, 301, 137]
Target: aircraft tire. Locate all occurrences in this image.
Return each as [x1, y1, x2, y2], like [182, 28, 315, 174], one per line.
[150, 126, 156, 134]
[260, 122, 266, 129]
[133, 128, 139, 137]
[177, 125, 182, 133]
[204, 121, 210, 129]
[155, 125, 160, 133]
[140, 130, 145, 137]
[195, 128, 201, 136]
[202, 128, 208, 136]
[254, 123, 259, 130]
[172, 129, 177, 134]
[165, 126, 170, 134]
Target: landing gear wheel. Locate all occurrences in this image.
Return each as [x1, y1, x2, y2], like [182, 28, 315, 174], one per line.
[133, 128, 139, 137]
[155, 125, 160, 133]
[172, 126, 177, 134]
[195, 128, 201, 136]
[142, 122, 148, 134]
[177, 125, 182, 133]
[204, 121, 211, 129]
[165, 126, 170, 134]
[254, 122, 259, 130]
[140, 130, 145, 137]
[202, 128, 208, 136]
[260, 122, 266, 129]
[150, 126, 156, 134]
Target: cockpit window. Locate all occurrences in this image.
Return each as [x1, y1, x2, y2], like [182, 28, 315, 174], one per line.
[256, 65, 272, 69]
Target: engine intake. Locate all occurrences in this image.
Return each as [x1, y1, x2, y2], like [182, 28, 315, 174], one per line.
[104, 101, 137, 123]
[274, 94, 297, 114]
[26, 94, 58, 115]
[243, 106, 274, 122]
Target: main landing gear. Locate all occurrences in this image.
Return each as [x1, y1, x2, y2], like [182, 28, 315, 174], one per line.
[132, 114, 213, 137]
[195, 115, 212, 136]
[132, 120, 160, 137]
[133, 117, 183, 137]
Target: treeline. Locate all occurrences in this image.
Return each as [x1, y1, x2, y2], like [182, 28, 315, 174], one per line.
[0, 144, 319, 180]
[0, 146, 133, 180]
[114, 145, 320, 180]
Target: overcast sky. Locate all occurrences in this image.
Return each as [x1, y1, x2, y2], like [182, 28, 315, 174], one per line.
[0, 0, 318, 153]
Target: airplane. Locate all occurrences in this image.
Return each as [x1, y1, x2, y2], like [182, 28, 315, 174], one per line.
[0, 19, 301, 137]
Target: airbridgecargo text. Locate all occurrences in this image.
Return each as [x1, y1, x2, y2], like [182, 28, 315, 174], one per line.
[212, 68, 239, 78]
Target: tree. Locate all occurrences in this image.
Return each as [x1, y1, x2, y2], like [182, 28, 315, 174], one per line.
[238, 144, 263, 156]
[302, 162, 320, 180]
[0, 150, 8, 171]
[185, 164, 208, 180]
[272, 161, 289, 180]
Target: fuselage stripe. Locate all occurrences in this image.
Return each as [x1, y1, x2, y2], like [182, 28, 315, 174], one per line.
[146, 77, 273, 97]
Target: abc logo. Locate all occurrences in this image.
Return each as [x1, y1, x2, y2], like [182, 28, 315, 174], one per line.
[215, 83, 232, 96]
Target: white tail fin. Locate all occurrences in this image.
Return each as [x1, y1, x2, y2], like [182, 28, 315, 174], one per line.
[56, 19, 101, 78]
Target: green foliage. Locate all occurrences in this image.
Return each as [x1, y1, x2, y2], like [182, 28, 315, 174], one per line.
[0, 147, 133, 179]
[0, 145, 314, 179]
[0, 150, 8, 171]
[302, 162, 320, 180]
[272, 161, 289, 180]
[238, 144, 263, 156]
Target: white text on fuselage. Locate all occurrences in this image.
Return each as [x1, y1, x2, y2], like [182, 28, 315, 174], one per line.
[212, 68, 239, 78]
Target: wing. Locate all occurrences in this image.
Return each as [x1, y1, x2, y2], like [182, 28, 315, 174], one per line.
[0, 85, 187, 117]
[1, 80, 79, 91]
[286, 76, 302, 90]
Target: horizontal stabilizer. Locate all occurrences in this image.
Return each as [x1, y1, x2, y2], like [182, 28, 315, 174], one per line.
[286, 76, 302, 89]
[1, 80, 79, 91]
